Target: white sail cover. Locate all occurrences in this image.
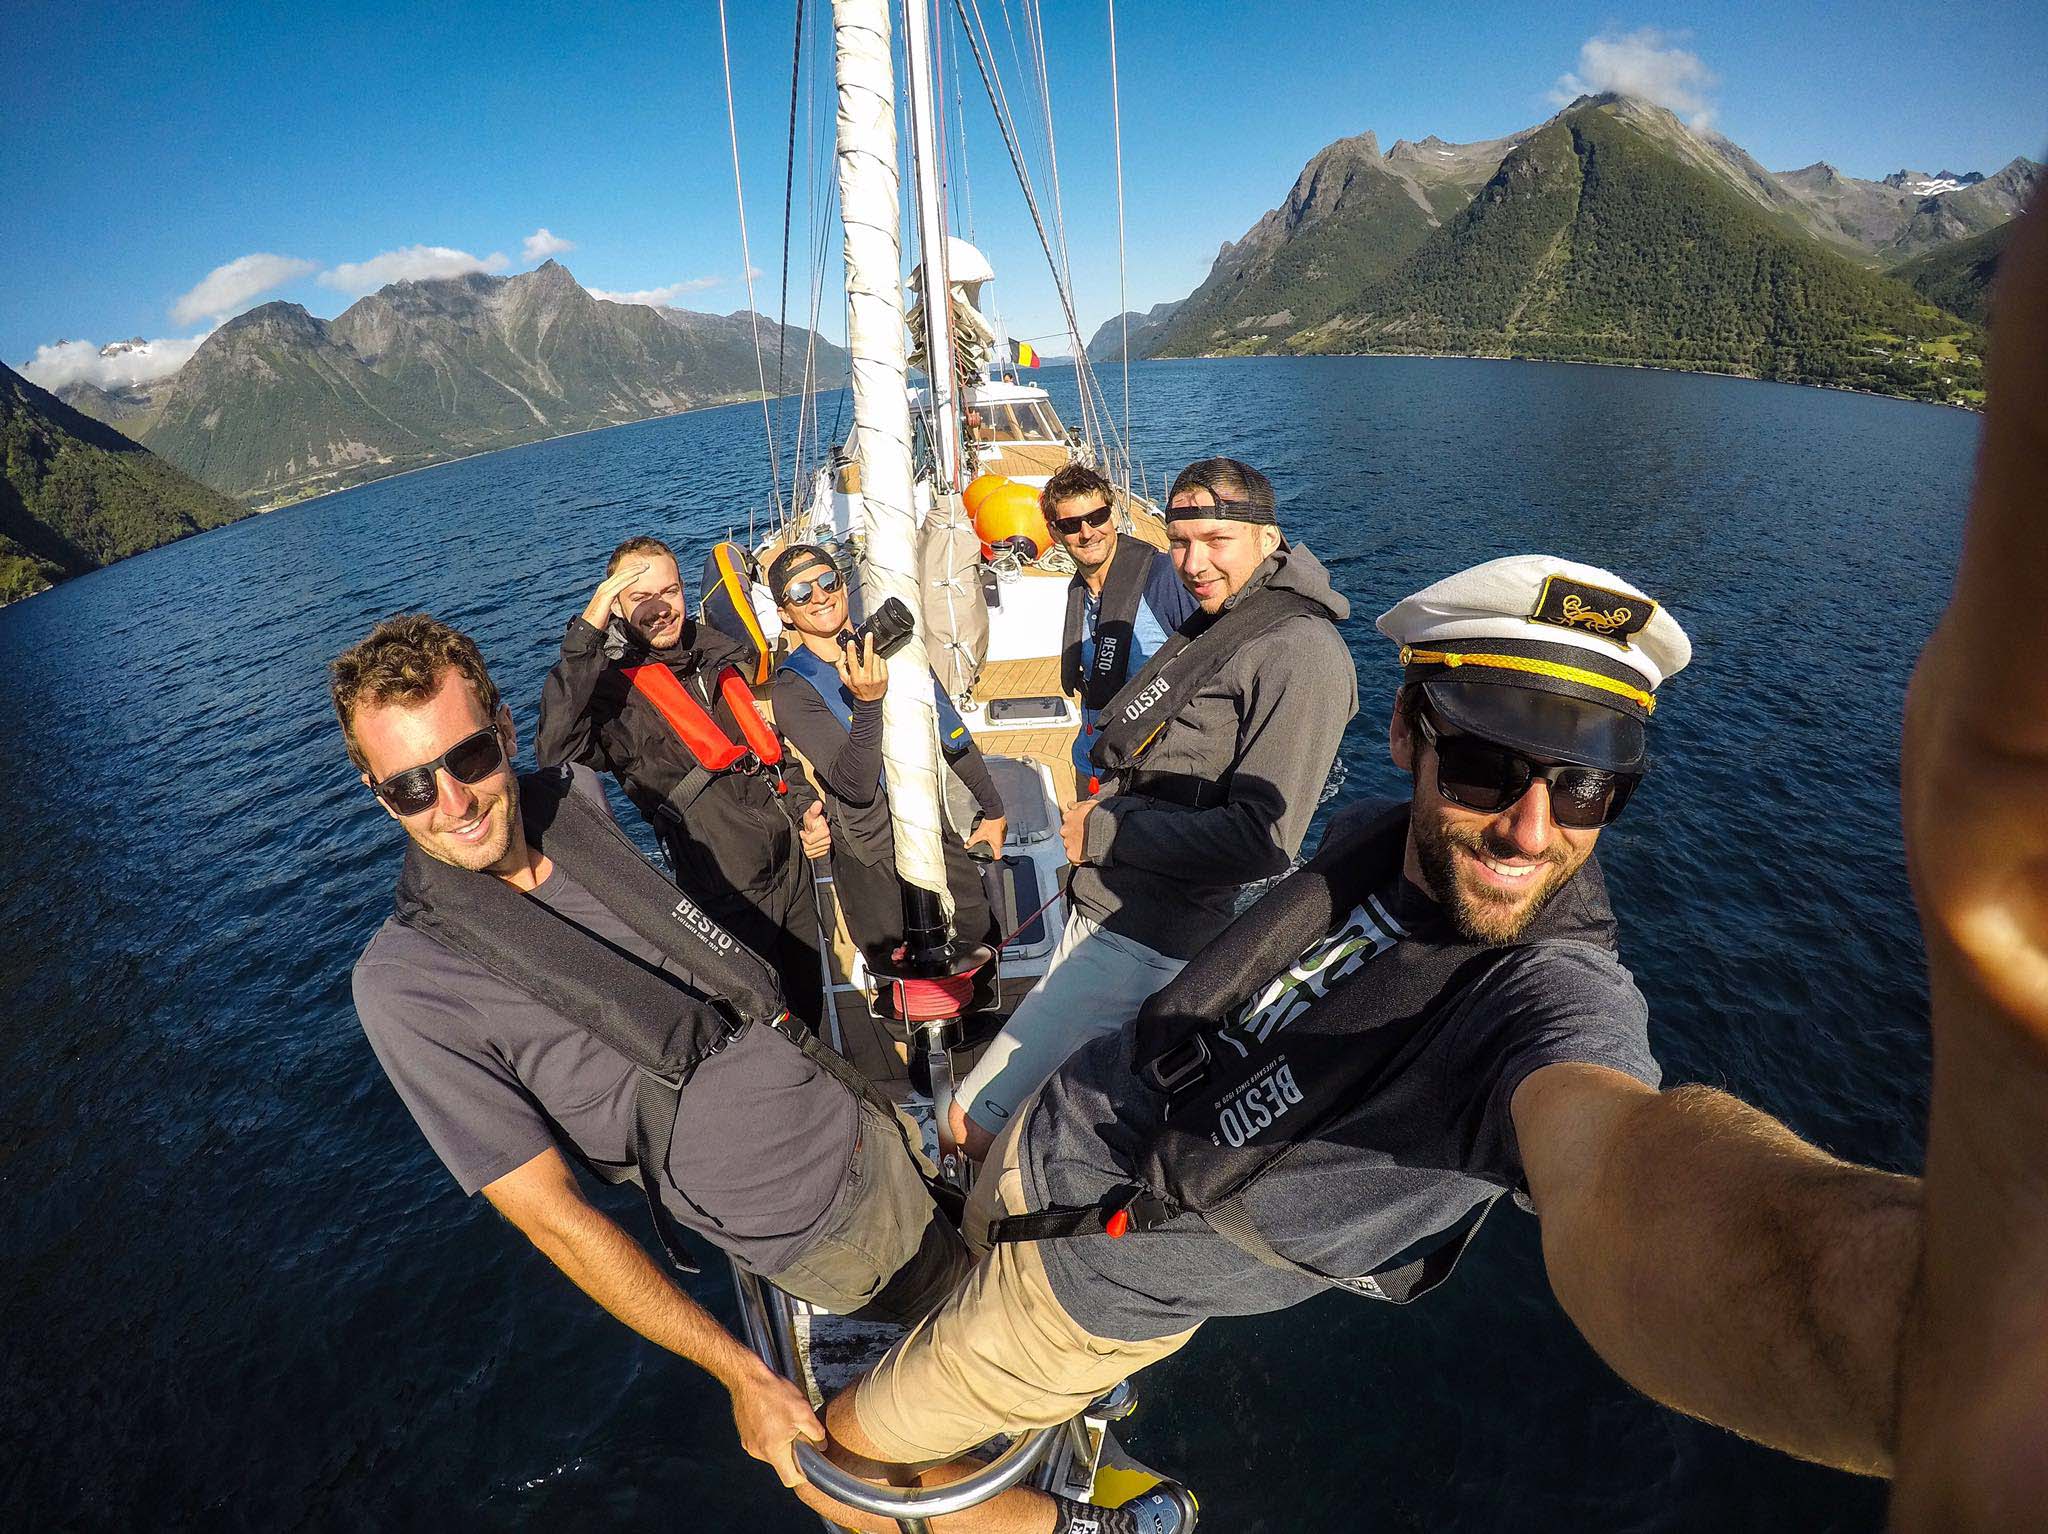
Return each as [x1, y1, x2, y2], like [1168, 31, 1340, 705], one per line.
[832, 0, 951, 916]
[908, 235, 998, 382]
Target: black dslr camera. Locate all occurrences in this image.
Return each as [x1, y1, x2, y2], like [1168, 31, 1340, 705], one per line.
[844, 596, 915, 660]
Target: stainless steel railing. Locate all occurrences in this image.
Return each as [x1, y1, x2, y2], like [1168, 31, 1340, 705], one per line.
[792, 1429, 1059, 1528]
[731, 1268, 1065, 1533]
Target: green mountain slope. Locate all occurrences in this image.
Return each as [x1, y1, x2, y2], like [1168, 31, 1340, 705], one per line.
[1287, 101, 1980, 403]
[1155, 134, 1447, 356]
[1085, 299, 1184, 363]
[1892, 220, 2016, 324]
[1, 362, 247, 604]
[141, 302, 451, 505]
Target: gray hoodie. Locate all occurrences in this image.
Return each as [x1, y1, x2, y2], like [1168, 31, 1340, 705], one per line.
[1074, 543, 1357, 958]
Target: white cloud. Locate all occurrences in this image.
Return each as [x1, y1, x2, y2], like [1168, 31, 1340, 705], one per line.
[21, 333, 211, 392]
[588, 277, 724, 306]
[522, 227, 576, 261]
[1551, 29, 1719, 131]
[588, 267, 765, 307]
[171, 252, 317, 325]
[318, 245, 511, 295]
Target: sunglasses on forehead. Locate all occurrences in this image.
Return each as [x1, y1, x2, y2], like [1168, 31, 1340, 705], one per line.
[780, 566, 843, 605]
[1048, 504, 1112, 536]
[370, 725, 506, 816]
[1416, 710, 1639, 830]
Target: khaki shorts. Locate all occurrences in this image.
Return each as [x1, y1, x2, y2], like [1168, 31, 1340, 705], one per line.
[851, 1104, 1199, 1465]
[767, 1104, 970, 1326]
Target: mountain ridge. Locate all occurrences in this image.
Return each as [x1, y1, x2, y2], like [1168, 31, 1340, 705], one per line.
[54, 262, 849, 506]
[1150, 97, 1983, 405]
[1124, 95, 2015, 404]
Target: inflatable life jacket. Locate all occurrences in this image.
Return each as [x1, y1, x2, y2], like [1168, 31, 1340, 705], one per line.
[1060, 534, 1157, 712]
[395, 764, 921, 1277]
[1087, 580, 1324, 809]
[696, 541, 774, 685]
[991, 802, 1624, 1306]
[622, 661, 785, 813]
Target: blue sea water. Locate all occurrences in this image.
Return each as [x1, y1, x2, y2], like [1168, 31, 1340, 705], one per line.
[0, 357, 1975, 1530]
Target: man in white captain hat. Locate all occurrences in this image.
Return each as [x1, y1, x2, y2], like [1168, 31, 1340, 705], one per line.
[1380, 555, 1687, 941]
[782, 552, 1928, 1534]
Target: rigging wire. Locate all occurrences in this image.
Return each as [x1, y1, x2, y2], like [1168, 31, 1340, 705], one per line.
[958, 0, 1138, 487]
[716, 0, 786, 523]
[947, 7, 975, 243]
[799, 0, 836, 496]
[776, 0, 805, 405]
[1106, 0, 1141, 496]
[949, 0, 1090, 377]
[1020, 0, 1092, 437]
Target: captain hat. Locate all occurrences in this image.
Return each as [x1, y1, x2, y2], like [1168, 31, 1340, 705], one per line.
[1376, 555, 1691, 773]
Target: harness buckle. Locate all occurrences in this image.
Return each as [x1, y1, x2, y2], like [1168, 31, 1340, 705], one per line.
[1140, 1034, 1211, 1096]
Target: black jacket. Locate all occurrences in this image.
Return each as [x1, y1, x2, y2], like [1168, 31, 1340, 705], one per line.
[536, 616, 819, 914]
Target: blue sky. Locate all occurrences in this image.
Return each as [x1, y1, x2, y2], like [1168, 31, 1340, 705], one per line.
[6, 0, 2044, 386]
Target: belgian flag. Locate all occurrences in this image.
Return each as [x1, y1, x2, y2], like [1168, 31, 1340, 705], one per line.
[1009, 338, 1040, 368]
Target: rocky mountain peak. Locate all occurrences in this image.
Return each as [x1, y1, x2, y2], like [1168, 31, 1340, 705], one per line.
[217, 301, 323, 341]
[1273, 131, 1395, 233]
[522, 258, 579, 290]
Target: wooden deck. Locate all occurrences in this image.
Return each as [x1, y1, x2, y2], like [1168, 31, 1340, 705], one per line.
[970, 655, 1081, 795]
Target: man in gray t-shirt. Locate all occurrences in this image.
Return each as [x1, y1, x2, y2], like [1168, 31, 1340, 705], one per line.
[332, 614, 966, 1494]
[780, 556, 1927, 1534]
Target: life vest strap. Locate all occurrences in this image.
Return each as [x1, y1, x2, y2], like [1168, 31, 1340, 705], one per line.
[987, 1188, 1173, 1244]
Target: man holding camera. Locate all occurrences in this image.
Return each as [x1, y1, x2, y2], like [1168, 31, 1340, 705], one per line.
[767, 544, 1006, 997]
[537, 536, 831, 1028]
[785, 554, 1930, 1534]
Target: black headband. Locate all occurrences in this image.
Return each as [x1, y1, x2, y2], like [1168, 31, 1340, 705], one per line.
[766, 543, 833, 600]
[1164, 498, 1277, 526]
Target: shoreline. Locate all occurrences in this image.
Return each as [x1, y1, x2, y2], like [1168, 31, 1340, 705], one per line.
[0, 391, 801, 611]
[218, 348, 1989, 518]
[243, 389, 793, 515]
[1143, 348, 1985, 414]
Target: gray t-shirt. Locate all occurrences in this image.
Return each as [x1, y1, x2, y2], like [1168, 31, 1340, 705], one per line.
[1020, 879, 1660, 1341]
[353, 788, 859, 1276]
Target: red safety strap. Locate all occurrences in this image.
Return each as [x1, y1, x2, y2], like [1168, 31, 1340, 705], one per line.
[622, 665, 750, 770]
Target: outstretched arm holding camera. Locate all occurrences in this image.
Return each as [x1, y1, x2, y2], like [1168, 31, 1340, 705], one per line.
[1892, 195, 2048, 1529]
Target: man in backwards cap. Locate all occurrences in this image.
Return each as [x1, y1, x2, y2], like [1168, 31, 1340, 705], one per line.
[786, 553, 1931, 1534]
[952, 458, 1356, 1162]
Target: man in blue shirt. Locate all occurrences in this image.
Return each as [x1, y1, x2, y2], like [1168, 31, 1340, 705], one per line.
[1042, 464, 1196, 799]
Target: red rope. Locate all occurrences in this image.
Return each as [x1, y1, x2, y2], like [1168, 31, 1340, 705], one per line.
[891, 971, 979, 1023]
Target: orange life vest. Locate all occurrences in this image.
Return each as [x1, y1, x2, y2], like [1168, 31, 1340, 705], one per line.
[622, 662, 784, 777]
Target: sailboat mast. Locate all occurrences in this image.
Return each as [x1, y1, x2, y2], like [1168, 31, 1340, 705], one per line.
[902, 0, 963, 489]
[831, 0, 954, 923]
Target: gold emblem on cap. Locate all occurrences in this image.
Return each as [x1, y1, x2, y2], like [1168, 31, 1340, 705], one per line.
[1530, 574, 1657, 649]
[1558, 594, 1634, 635]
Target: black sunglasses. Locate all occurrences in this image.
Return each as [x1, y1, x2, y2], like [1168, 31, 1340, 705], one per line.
[371, 725, 506, 816]
[1415, 711, 1638, 829]
[1049, 505, 1112, 536]
[780, 566, 843, 605]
